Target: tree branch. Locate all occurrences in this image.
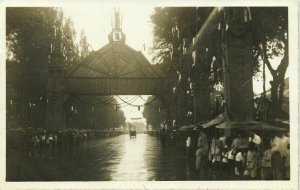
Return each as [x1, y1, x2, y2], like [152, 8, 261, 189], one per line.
[262, 41, 277, 77]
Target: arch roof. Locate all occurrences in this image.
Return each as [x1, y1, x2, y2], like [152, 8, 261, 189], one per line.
[68, 42, 166, 78]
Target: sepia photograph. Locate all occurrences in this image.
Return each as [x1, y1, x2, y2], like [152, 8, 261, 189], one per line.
[2, 1, 299, 189]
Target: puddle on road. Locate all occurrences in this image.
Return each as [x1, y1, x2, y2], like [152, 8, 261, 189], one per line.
[112, 134, 149, 180]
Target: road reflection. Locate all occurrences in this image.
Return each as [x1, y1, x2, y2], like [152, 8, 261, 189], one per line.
[7, 134, 197, 181]
[112, 135, 148, 180]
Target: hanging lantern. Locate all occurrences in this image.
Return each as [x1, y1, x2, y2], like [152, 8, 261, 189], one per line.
[46, 99, 49, 103]
[40, 96, 43, 101]
[50, 44, 53, 54]
[10, 99, 13, 105]
[190, 82, 194, 90]
[138, 106, 140, 111]
[71, 106, 74, 111]
[158, 107, 161, 113]
[92, 106, 95, 112]
[115, 105, 118, 112]
[29, 102, 32, 108]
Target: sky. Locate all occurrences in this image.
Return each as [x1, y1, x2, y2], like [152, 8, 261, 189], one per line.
[62, 5, 289, 124]
[62, 5, 154, 60]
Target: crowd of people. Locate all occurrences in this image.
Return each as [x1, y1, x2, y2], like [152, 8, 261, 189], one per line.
[7, 128, 124, 159]
[186, 125, 290, 180]
[150, 121, 290, 181]
[154, 122, 178, 149]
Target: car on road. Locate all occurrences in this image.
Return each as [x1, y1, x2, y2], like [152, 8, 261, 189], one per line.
[129, 130, 136, 138]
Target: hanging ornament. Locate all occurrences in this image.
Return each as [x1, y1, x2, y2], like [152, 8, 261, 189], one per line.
[50, 44, 53, 54]
[172, 87, 177, 94]
[192, 37, 197, 46]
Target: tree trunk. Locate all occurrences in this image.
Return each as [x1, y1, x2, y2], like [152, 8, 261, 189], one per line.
[270, 80, 279, 118]
[277, 42, 289, 115]
[263, 39, 288, 119]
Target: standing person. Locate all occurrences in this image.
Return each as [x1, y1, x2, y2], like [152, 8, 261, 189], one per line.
[32, 134, 40, 158]
[245, 142, 259, 180]
[271, 132, 289, 180]
[195, 125, 209, 180]
[186, 131, 192, 158]
[40, 131, 47, 157]
[260, 141, 272, 180]
[249, 131, 262, 148]
[156, 129, 160, 141]
[210, 132, 223, 180]
[228, 132, 241, 179]
[285, 143, 290, 180]
[46, 133, 54, 157]
[160, 123, 167, 151]
[221, 146, 230, 180]
[231, 133, 242, 150]
[234, 147, 246, 180]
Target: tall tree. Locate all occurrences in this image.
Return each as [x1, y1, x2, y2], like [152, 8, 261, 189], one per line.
[251, 7, 288, 118]
[6, 8, 60, 128]
[6, 8, 84, 128]
[79, 30, 91, 60]
[66, 96, 125, 130]
[142, 96, 167, 129]
[150, 7, 289, 120]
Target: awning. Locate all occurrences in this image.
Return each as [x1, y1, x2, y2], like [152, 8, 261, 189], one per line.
[202, 114, 224, 128]
[178, 125, 195, 131]
[239, 122, 287, 132]
[266, 119, 289, 130]
[215, 120, 260, 129]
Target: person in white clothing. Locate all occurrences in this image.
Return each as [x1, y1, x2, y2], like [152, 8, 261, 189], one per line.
[186, 132, 192, 158]
[248, 132, 261, 147]
[235, 147, 246, 180]
[271, 133, 289, 180]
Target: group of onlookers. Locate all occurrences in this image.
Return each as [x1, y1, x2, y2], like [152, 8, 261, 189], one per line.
[7, 128, 124, 159]
[187, 125, 290, 180]
[155, 123, 178, 148]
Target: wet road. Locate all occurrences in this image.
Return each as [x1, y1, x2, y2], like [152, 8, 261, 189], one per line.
[7, 134, 198, 181]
